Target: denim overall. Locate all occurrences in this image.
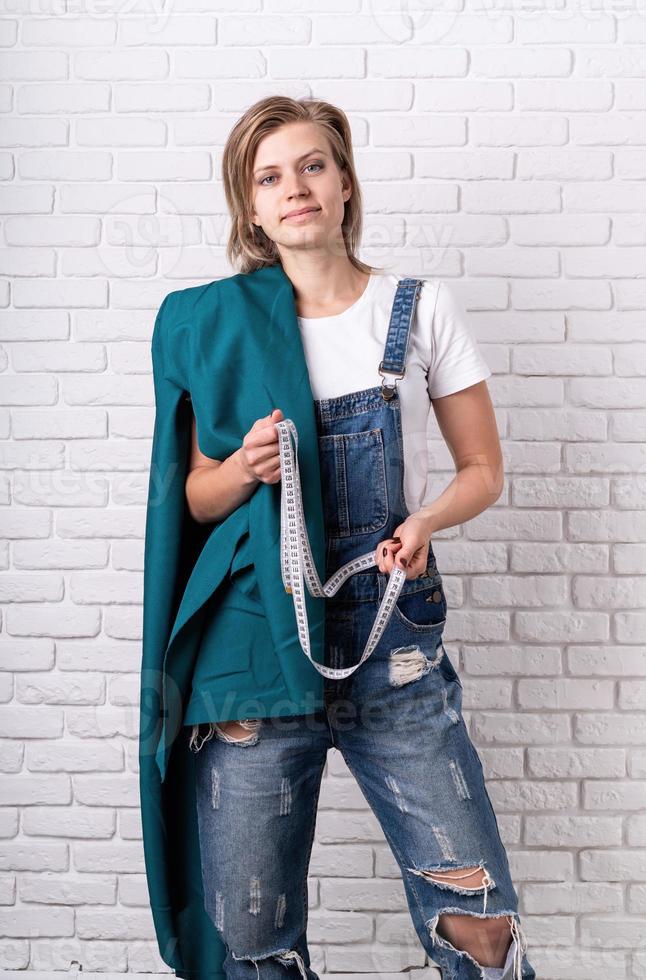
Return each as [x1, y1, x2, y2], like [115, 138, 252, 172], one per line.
[192, 280, 536, 980]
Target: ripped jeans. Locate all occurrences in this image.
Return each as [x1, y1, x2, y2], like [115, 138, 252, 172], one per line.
[191, 590, 536, 980]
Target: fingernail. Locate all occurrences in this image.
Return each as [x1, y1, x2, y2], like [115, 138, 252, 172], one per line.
[400, 558, 408, 567]
[382, 547, 387, 557]
[392, 537, 401, 542]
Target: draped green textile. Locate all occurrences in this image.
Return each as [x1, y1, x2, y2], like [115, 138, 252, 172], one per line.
[138, 263, 326, 978]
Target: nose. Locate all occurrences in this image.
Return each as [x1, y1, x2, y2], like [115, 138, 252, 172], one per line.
[286, 189, 309, 204]
[285, 176, 310, 201]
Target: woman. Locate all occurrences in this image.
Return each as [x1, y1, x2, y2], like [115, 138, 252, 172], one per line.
[180, 97, 535, 980]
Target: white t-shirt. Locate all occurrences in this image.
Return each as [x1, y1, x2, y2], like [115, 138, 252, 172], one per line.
[296, 271, 492, 514]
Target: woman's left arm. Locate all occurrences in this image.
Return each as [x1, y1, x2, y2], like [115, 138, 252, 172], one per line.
[376, 380, 504, 578]
[417, 378, 504, 535]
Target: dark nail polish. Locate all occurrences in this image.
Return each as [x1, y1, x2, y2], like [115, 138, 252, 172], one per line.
[400, 558, 408, 567]
[382, 547, 387, 557]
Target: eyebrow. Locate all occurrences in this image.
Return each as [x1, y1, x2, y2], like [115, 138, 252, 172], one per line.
[254, 148, 326, 177]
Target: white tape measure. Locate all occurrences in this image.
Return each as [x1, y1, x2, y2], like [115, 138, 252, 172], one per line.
[275, 417, 407, 680]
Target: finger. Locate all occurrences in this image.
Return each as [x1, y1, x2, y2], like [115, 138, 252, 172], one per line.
[404, 560, 424, 580]
[247, 432, 281, 457]
[383, 537, 404, 574]
[394, 549, 410, 572]
[404, 551, 429, 580]
[253, 409, 283, 432]
[375, 541, 392, 574]
[245, 447, 280, 473]
[251, 423, 282, 443]
[379, 540, 402, 575]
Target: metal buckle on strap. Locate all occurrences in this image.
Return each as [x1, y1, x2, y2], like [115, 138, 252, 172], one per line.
[378, 361, 405, 401]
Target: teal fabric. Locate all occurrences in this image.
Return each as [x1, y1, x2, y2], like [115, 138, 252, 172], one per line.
[138, 263, 327, 978]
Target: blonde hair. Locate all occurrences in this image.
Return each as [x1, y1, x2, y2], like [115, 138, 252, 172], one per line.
[222, 95, 384, 275]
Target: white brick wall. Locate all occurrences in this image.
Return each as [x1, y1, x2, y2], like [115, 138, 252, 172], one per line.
[1, 2, 645, 978]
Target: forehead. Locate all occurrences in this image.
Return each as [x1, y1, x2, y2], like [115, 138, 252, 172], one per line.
[253, 123, 330, 168]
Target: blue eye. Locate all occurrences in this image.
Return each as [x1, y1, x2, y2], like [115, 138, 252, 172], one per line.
[259, 162, 323, 186]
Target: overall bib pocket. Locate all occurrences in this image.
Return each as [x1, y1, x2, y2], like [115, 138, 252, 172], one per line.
[318, 427, 389, 537]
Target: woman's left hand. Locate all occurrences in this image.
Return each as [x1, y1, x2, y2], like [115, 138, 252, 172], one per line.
[374, 513, 432, 581]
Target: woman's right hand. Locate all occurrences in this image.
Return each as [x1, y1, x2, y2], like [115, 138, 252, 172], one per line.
[236, 408, 285, 485]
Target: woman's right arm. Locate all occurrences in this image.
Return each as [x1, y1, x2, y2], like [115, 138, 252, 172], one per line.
[185, 408, 284, 524]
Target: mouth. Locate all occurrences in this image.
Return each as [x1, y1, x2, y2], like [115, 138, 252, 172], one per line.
[282, 207, 321, 221]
